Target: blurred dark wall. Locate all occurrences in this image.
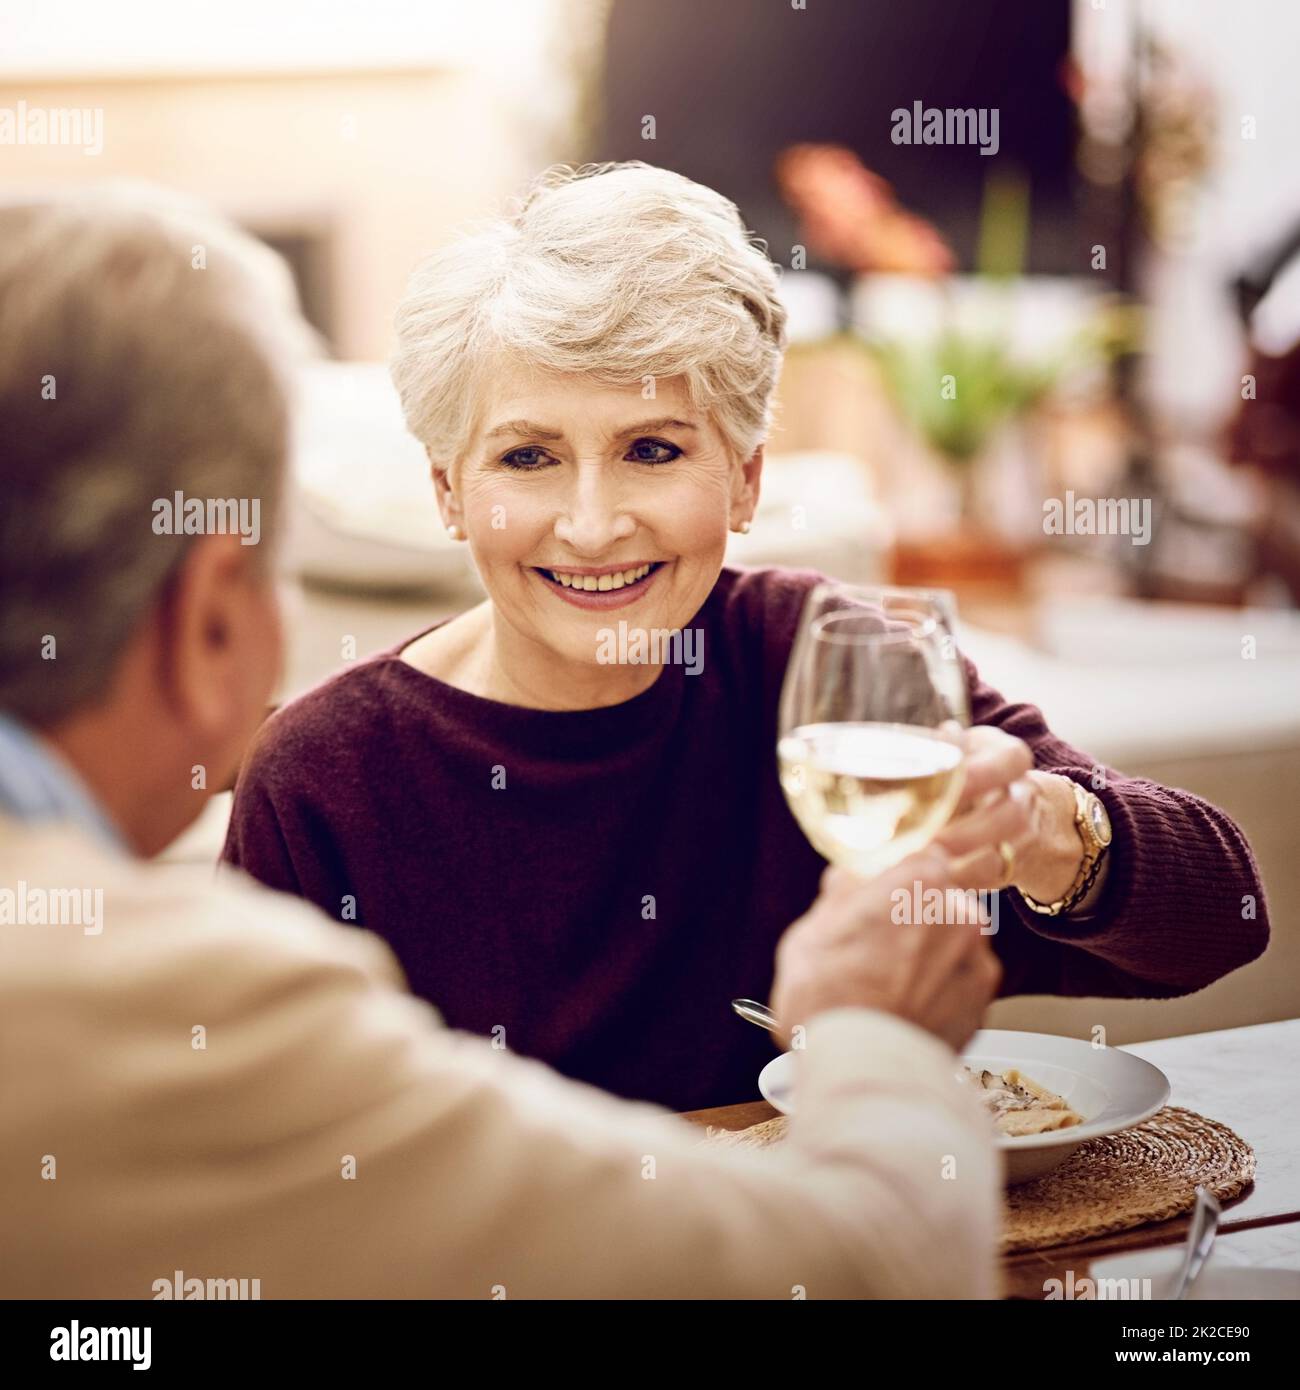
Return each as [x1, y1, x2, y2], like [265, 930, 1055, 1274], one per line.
[595, 0, 1076, 272]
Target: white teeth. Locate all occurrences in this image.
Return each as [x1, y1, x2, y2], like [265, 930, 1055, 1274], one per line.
[544, 563, 658, 591]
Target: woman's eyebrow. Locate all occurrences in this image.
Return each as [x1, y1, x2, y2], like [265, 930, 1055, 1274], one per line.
[485, 416, 700, 442]
[610, 417, 700, 436]
[484, 419, 565, 441]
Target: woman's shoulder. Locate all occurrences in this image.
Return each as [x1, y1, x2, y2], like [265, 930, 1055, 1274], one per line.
[239, 642, 430, 791]
[696, 565, 827, 699]
[708, 563, 826, 649]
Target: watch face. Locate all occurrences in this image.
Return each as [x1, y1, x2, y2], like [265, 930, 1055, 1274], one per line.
[1090, 797, 1112, 847]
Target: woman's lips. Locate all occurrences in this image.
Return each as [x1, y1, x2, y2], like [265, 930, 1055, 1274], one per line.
[532, 561, 667, 610]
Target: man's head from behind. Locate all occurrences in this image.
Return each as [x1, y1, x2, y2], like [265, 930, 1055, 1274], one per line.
[0, 187, 312, 855]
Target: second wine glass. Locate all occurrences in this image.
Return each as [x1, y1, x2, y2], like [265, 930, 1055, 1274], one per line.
[777, 585, 970, 878]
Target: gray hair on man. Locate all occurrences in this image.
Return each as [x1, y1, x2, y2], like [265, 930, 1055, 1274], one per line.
[0, 184, 314, 726]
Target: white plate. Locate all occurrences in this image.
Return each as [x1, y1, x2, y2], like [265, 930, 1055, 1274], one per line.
[758, 1028, 1171, 1185]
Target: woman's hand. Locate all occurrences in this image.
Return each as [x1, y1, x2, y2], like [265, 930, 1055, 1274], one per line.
[935, 727, 1088, 903]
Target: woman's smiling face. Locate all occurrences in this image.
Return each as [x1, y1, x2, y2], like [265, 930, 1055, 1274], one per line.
[438, 365, 759, 674]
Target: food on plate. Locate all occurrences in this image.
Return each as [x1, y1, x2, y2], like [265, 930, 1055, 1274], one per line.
[960, 1065, 1084, 1137]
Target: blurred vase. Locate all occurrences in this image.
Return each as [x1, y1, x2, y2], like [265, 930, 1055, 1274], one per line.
[887, 426, 1030, 592]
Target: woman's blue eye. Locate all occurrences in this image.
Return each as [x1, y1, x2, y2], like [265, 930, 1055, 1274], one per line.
[500, 447, 553, 470]
[625, 438, 682, 464]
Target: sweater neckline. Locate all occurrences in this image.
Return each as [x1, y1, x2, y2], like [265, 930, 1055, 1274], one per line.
[372, 622, 687, 752]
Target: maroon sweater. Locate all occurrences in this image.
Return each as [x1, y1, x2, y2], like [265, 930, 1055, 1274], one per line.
[223, 566, 1269, 1111]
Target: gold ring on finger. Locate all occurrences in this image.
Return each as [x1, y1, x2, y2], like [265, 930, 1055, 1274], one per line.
[997, 840, 1016, 887]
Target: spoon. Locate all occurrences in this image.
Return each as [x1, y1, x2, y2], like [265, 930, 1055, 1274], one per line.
[732, 998, 781, 1032]
[1170, 1186, 1221, 1301]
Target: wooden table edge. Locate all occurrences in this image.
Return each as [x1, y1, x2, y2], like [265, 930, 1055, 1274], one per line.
[678, 1101, 1299, 1297]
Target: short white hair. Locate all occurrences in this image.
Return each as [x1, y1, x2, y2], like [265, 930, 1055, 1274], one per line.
[390, 162, 787, 469]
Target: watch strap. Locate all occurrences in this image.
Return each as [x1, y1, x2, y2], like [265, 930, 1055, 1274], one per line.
[1018, 781, 1110, 917]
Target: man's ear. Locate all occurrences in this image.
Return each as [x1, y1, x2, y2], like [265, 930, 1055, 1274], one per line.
[428, 448, 464, 534]
[158, 532, 259, 737]
[730, 445, 765, 528]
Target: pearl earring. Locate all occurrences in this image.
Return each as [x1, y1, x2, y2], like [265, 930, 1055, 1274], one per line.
[735, 520, 752, 535]
[446, 524, 464, 541]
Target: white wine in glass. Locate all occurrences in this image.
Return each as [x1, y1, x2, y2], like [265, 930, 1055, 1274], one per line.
[777, 586, 970, 877]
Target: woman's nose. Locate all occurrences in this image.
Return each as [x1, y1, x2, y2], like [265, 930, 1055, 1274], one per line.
[552, 467, 636, 554]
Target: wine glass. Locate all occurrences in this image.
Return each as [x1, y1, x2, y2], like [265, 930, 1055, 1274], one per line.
[853, 586, 962, 646]
[777, 584, 970, 878]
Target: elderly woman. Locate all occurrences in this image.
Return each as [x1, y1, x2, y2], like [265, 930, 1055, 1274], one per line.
[224, 162, 1268, 1112]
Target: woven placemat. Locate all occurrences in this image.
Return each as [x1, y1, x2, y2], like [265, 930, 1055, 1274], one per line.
[700, 1116, 792, 1151]
[700, 1105, 1255, 1254]
[1002, 1105, 1254, 1253]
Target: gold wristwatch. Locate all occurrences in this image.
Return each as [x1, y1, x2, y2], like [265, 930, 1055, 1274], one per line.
[1019, 780, 1112, 917]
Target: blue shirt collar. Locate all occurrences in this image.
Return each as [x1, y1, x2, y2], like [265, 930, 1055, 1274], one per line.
[0, 711, 126, 852]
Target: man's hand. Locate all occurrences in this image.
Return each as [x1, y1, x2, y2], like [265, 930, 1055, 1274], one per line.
[772, 847, 1002, 1053]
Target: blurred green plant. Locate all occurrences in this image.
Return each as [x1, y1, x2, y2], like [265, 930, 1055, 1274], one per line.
[869, 333, 1055, 463]
[867, 300, 1142, 465]
[862, 166, 1142, 467]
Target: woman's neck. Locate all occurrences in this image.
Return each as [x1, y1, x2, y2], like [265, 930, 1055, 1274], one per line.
[401, 602, 663, 711]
